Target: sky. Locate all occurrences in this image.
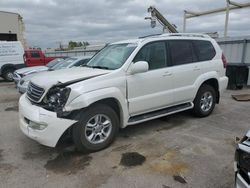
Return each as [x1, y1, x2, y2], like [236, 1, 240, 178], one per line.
[0, 0, 250, 48]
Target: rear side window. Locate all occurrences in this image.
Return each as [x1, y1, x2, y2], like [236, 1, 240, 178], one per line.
[168, 40, 196, 66]
[134, 41, 167, 70]
[30, 51, 40, 58]
[193, 40, 216, 61]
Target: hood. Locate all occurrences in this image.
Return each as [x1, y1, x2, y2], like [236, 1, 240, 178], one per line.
[30, 67, 112, 90]
[16, 66, 48, 75]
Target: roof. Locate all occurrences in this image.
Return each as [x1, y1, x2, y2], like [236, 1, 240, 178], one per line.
[0, 10, 21, 16]
[111, 33, 213, 45]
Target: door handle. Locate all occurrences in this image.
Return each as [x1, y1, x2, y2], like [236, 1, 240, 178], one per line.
[163, 71, 172, 76]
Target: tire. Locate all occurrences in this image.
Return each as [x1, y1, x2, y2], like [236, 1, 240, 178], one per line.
[2, 68, 15, 82]
[192, 84, 216, 117]
[72, 104, 119, 153]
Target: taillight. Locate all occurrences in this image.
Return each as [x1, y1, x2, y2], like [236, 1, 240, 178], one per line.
[222, 53, 227, 68]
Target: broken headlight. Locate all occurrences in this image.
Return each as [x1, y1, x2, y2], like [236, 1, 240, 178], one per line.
[44, 87, 71, 112]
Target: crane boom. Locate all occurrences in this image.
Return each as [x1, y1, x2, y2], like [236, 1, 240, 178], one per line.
[147, 6, 178, 33]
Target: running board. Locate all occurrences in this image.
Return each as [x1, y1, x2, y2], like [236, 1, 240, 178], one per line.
[128, 102, 193, 125]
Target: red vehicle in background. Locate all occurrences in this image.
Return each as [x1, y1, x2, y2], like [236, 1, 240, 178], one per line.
[24, 49, 60, 67]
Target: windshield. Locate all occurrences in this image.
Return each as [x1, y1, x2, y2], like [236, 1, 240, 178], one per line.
[46, 58, 63, 68]
[86, 43, 137, 70]
[51, 57, 77, 70]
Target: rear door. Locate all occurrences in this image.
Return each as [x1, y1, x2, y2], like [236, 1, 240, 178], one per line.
[167, 40, 201, 104]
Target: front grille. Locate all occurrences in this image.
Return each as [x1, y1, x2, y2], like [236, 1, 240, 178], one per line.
[26, 82, 45, 102]
[238, 149, 250, 183]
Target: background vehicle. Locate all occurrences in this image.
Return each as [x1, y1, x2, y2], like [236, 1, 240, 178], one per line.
[13, 57, 66, 85]
[235, 131, 250, 188]
[17, 56, 91, 93]
[0, 41, 25, 81]
[24, 49, 62, 67]
[19, 33, 228, 152]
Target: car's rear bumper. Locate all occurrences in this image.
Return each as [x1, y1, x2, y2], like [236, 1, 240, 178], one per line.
[19, 95, 76, 147]
[219, 76, 228, 92]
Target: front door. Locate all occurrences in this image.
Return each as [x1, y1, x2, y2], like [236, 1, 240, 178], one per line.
[127, 41, 173, 116]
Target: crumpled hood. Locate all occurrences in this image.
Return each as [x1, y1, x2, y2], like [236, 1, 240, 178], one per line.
[16, 66, 48, 75]
[30, 67, 111, 90]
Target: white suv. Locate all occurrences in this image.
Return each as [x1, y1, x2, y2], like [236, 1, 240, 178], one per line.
[19, 33, 228, 152]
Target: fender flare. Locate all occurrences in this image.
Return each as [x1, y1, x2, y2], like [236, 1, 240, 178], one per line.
[193, 71, 219, 98]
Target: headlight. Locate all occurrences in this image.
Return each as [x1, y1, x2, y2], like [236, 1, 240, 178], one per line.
[20, 80, 30, 87]
[44, 87, 71, 111]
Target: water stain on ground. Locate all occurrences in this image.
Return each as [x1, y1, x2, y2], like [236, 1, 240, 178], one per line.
[5, 105, 18, 112]
[162, 185, 171, 188]
[0, 97, 18, 104]
[44, 150, 92, 174]
[224, 137, 237, 147]
[173, 175, 187, 184]
[111, 144, 132, 152]
[0, 149, 17, 173]
[120, 152, 146, 167]
[157, 117, 186, 132]
[150, 150, 189, 175]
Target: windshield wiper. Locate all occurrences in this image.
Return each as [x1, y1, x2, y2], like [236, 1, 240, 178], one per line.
[86, 65, 111, 70]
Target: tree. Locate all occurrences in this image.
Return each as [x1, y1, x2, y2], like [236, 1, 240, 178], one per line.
[68, 41, 89, 49]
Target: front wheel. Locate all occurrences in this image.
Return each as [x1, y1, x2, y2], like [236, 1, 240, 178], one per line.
[3, 68, 15, 81]
[72, 104, 119, 152]
[192, 84, 216, 117]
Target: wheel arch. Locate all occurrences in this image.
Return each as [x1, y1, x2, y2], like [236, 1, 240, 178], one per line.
[65, 87, 129, 128]
[0, 64, 16, 75]
[198, 78, 220, 103]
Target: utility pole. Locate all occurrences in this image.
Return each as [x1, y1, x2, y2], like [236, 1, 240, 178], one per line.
[183, 0, 250, 36]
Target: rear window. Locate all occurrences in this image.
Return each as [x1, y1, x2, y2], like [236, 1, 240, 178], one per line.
[168, 40, 196, 66]
[193, 40, 216, 61]
[30, 51, 40, 58]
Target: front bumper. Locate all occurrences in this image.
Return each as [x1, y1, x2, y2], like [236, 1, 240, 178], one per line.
[17, 82, 27, 94]
[19, 95, 76, 147]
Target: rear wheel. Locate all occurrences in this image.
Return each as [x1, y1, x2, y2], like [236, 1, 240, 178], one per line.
[3, 68, 15, 81]
[72, 104, 119, 152]
[193, 84, 216, 117]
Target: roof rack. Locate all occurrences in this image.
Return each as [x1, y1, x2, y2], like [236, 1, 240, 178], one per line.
[160, 33, 211, 38]
[138, 34, 162, 39]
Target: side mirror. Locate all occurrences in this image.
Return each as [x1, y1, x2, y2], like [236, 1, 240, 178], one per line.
[130, 61, 149, 74]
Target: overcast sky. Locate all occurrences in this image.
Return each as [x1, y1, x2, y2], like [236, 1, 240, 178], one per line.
[1, 0, 250, 48]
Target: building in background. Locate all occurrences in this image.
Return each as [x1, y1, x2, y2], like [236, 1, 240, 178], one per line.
[0, 11, 27, 48]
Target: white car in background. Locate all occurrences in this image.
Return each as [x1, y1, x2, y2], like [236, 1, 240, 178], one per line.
[13, 58, 66, 85]
[17, 56, 92, 93]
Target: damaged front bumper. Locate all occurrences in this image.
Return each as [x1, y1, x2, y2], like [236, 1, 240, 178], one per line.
[19, 94, 77, 147]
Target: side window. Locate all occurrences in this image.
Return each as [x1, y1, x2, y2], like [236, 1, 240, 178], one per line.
[30, 51, 40, 58]
[193, 40, 216, 61]
[168, 40, 195, 66]
[134, 42, 167, 70]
